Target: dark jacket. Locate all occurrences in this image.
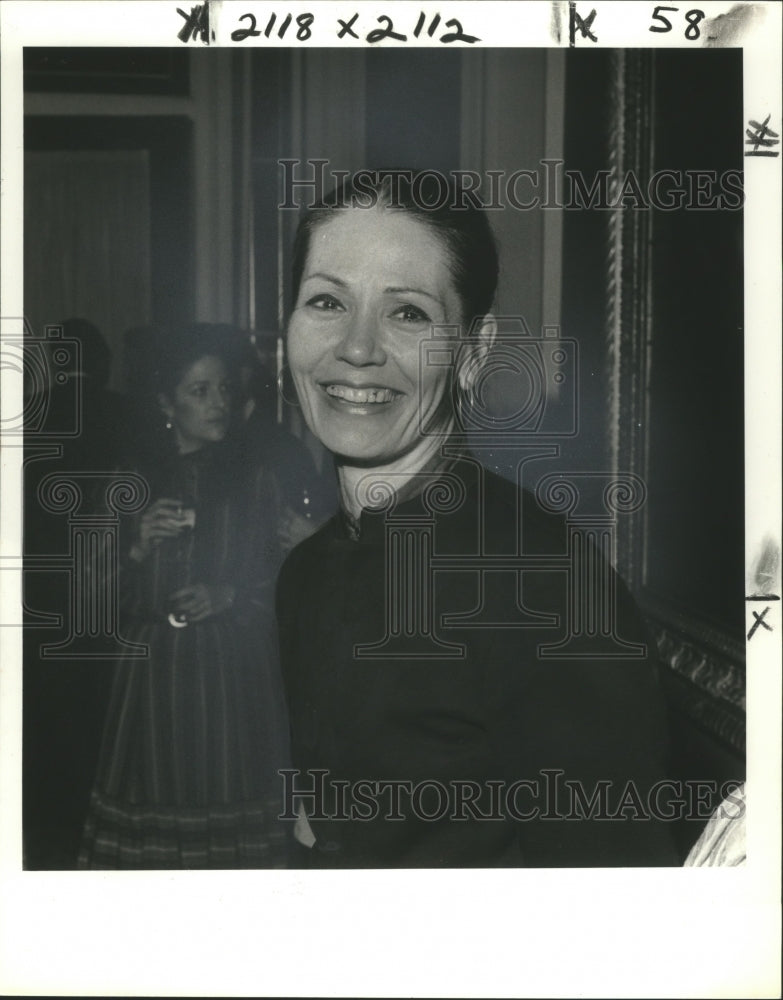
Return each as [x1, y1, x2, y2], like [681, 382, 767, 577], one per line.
[277, 456, 679, 868]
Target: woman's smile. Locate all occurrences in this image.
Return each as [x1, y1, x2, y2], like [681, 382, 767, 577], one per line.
[322, 382, 403, 407]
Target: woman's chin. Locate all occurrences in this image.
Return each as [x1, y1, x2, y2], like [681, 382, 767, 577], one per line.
[206, 427, 229, 443]
[322, 432, 401, 467]
[327, 433, 439, 470]
[305, 406, 453, 468]
[331, 443, 394, 467]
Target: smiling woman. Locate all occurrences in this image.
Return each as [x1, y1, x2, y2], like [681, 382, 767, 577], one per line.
[277, 171, 681, 869]
[287, 172, 497, 513]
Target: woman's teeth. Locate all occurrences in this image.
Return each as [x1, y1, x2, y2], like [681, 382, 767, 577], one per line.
[325, 385, 397, 404]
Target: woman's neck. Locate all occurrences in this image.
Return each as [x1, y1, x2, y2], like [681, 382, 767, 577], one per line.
[336, 420, 459, 520]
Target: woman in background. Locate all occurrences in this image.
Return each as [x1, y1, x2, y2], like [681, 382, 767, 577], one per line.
[79, 326, 290, 869]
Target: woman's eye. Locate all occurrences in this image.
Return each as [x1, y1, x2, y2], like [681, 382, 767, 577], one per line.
[306, 293, 344, 312]
[392, 304, 431, 324]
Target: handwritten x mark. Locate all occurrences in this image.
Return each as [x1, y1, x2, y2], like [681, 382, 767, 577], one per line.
[747, 607, 772, 641]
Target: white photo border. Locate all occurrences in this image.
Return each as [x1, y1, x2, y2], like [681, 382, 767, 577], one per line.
[1, 2, 780, 996]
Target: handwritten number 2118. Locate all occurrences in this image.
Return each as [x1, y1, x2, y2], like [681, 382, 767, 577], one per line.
[232, 12, 314, 40]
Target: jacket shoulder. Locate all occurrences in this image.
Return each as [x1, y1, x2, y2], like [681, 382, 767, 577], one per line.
[276, 515, 337, 607]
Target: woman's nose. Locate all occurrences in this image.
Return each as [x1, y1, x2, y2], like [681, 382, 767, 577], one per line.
[210, 387, 230, 410]
[334, 313, 386, 367]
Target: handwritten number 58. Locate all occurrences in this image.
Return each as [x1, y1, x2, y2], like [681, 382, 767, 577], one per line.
[649, 6, 705, 39]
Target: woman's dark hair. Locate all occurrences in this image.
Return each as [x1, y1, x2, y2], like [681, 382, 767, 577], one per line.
[154, 323, 241, 400]
[60, 317, 112, 387]
[290, 169, 499, 330]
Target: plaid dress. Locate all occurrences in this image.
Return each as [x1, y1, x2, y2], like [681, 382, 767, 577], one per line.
[78, 442, 291, 869]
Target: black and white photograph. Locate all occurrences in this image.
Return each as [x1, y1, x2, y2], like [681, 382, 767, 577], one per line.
[1, 1, 780, 996]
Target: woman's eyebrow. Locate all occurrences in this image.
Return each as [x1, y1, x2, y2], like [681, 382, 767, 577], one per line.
[385, 286, 444, 306]
[303, 271, 348, 288]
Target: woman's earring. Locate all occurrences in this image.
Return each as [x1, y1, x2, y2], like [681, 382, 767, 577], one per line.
[276, 365, 300, 407]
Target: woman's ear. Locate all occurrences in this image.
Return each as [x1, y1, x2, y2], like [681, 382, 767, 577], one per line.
[457, 314, 497, 394]
[157, 393, 173, 423]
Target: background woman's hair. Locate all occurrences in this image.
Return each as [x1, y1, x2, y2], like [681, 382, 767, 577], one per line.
[290, 169, 499, 329]
[154, 323, 241, 400]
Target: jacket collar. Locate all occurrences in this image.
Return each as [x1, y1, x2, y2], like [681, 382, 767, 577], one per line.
[336, 439, 471, 544]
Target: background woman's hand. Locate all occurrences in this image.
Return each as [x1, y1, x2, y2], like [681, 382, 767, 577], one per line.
[278, 505, 317, 554]
[130, 498, 191, 562]
[167, 583, 235, 623]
